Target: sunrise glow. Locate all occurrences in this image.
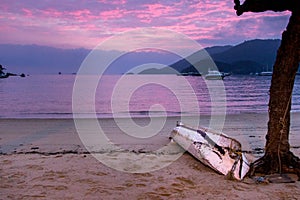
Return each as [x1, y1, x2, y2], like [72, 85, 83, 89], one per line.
[0, 0, 291, 49]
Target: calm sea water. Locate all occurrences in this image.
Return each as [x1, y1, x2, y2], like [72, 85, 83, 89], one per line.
[1, 74, 299, 119]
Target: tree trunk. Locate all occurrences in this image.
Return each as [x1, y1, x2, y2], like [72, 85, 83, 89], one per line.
[251, 11, 300, 177]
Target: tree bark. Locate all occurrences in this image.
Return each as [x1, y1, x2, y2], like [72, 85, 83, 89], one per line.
[252, 11, 300, 177]
[234, 0, 300, 178]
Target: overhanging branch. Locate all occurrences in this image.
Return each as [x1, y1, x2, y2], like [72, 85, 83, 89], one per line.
[234, 0, 299, 16]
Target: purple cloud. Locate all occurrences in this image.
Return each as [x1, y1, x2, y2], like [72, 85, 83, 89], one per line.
[0, 0, 291, 49]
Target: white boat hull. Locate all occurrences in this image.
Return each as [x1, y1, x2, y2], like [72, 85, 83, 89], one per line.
[205, 75, 224, 80]
[170, 122, 250, 180]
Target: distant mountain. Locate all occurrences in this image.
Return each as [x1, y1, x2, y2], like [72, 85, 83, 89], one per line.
[170, 39, 282, 75]
[1, 39, 294, 75]
[0, 44, 89, 74]
[205, 45, 233, 55]
[211, 39, 280, 70]
[0, 44, 180, 74]
[106, 50, 181, 74]
[138, 67, 179, 74]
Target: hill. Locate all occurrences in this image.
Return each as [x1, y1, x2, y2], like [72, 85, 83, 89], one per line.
[170, 39, 281, 75]
[0, 39, 292, 75]
[0, 44, 179, 74]
[0, 44, 89, 74]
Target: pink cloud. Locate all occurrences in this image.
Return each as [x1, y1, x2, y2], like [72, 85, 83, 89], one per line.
[100, 9, 126, 20]
[0, 0, 292, 49]
[38, 9, 63, 18]
[22, 8, 33, 17]
[97, 0, 127, 5]
[131, 3, 179, 24]
[69, 9, 92, 18]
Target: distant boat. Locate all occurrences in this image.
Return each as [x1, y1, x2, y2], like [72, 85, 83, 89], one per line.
[257, 64, 273, 76]
[205, 70, 226, 80]
[0, 73, 9, 79]
[257, 71, 273, 76]
[0, 64, 8, 78]
[0, 72, 25, 78]
[179, 72, 202, 76]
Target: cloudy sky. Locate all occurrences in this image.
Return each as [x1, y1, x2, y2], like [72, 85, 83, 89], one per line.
[0, 0, 291, 49]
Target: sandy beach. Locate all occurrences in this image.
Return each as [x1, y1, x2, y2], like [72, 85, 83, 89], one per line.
[1, 113, 300, 199]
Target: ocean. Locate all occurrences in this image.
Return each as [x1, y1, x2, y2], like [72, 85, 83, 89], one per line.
[1, 74, 299, 119]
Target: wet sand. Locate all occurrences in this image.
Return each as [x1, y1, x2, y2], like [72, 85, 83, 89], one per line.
[0, 113, 299, 199]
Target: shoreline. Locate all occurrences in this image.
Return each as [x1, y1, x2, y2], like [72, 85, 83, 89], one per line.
[1, 109, 299, 119]
[1, 109, 300, 120]
[1, 112, 299, 199]
[1, 112, 299, 155]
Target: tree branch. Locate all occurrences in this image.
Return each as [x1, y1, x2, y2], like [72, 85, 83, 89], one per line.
[234, 0, 299, 16]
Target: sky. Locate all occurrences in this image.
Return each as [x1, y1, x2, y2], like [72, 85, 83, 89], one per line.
[0, 0, 291, 50]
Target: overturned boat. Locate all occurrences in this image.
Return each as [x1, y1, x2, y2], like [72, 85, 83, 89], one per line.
[170, 122, 250, 180]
